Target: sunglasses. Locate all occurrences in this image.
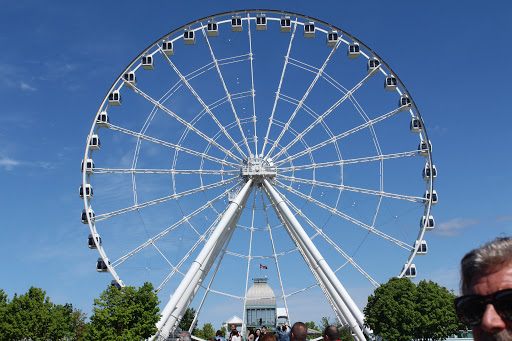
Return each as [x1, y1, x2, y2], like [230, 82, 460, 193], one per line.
[454, 288, 512, 326]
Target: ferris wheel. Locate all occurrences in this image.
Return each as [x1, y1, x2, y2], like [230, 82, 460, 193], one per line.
[81, 9, 436, 341]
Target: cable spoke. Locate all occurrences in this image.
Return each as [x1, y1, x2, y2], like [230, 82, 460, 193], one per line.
[247, 14, 258, 156]
[107, 123, 239, 169]
[95, 177, 238, 222]
[275, 107, 403, 167]
[159, 49, 248, 159]
[200, 24, 252, 155]
[275, 180, 413, 251]
[277, 174, 424, 203]
[278, 151, 417, 172]
[94, 168, 239, 175]
[264, 38, 342, 160]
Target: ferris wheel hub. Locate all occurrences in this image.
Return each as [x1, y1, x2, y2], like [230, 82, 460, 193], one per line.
[241, 155, 277, 182]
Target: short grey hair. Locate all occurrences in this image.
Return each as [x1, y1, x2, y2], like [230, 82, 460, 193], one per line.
[461, 236, 512, 294]
[180, 331, 192, 341]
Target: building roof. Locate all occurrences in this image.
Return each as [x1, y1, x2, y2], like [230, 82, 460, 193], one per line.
[246, 278, 276, 307]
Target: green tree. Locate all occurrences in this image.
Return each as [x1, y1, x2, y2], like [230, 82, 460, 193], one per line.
[338, 328, 353, 341]
[69, 308, 89, 340]
[202, 322, 215, 339]
[414, 280, 465, 340]
[179, 307, 198, 333]
[86, 282, 160, 341]
[364, 277, 419, 341]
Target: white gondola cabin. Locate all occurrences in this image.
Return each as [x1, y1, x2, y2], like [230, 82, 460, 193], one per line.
[108, 90, 121, 106]
[367, 57, 380, 73]
[385, 75, 397, 91]
[207, 20, 218, 37]
[280, 16, 291, 33]
[111, 280, 122, 290]
[162, 40, 174, 56]
[422, 163, 437, 181]
[96, 258, 109, 272]
[142, 55, 154, 70]
[232, 15, 242, 32]
[398, 94, 412, 110]
[327, 30, 338, 47]
[184, 28, 195, 45]
[81, 159, 95, 174]
[415, 240, 428, 255]
[123, 71, 136, 88]
[79, 184, 93, 199]
[256, 14, 267, 31]
[88, 233, 101, 249]
[304, 22, 315, 38]
[421, 215, 435, 231]
[410, 116, 422, 133]
[81, 208, 95, 224]
[403, 264, 417, 278]
[348, 42, 360, 59]
[418, 140, 432, 156]
[423, 190, 438, 206]
[89, 134, 101, 150]
[97, 111, 109, 127]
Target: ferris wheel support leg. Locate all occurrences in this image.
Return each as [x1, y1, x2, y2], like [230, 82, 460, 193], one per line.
[261, 179, 369, 340]
[150, 179, 254, 341]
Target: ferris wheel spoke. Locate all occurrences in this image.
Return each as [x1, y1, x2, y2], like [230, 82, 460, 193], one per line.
[278, 151, 418, 173]
[264, 39, 342, 160]
[285, 198, 380, 288]
[200, 25, 252, 156]
[107, 123, 239, 169]
[275, 180, 414, 251]
[277, 174, 424, 204]
[95, 177, 238, 222]
[247, 14, 258, 156]
[275, 106, 403, 167]
[128, 85, 244, 164]
[261, 19, 298, 155]
[93, 168, 239, 176]
[272, 67, 379, 161]
[159, 51, 248, 160]
[111, 187, 232, 268]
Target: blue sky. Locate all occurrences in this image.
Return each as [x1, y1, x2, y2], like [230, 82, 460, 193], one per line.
[1, 0, 511, 331]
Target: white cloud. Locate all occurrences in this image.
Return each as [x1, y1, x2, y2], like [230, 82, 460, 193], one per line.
[495, 215, 512, 223]
[435, 218, 479, 237]
[19, 81, 37, 91]
[0, 156, 21, 170]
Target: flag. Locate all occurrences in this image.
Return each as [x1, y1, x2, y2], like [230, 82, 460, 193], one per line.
[260, 264, 268, 269]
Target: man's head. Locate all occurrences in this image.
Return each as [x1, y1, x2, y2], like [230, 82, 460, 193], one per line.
[180, 331, 192, 341]
[261, 326, 267, 334]
[291, 322, 307, 341]
[323, 325, 339, 341]
[457, 236, 512, 341]
[231, 325, 237, 332]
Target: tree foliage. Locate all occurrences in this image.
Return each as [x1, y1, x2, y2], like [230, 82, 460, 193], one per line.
[194, 322, 215, 339]
[179, 307, 198, 333]
[364, 277, 465, 341]
[86, 282, 160, 341]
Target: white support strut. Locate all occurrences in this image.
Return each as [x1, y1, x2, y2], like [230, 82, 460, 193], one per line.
[261, 179, 369, 341]
[150, 180, 254, 341]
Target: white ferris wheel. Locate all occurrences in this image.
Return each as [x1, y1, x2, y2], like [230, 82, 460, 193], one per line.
[81, 9, 436, 341]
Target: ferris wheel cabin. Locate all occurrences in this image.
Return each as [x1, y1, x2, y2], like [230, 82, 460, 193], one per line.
[184, 28, 195, 45]
[327, 30, 338, 47]
[111, 280, 122, 290]
[81, 159, 95, 174]
[108, 90, 121, 106]
[384, 75, 397, 91]
[414, 240, 428, 255]
[96, 258, 109, 272]
[304, 22, 315, 38]
[96, 111, 109, 127]
[256, 13, 267, 31]
[280, 16, 291, 33]
[421, 215, 435, 231]
[423, 190, 438, 206]
[422, 164, 437, 181]
[348, 42, 360, 59]
[142, 55, 154, 70]
[81, 208, 95, 224]
[403, 264, 417, 278]
[79, 184, 93, 199]
[418, 140, 432, 156]
[410, 117, 422, 133]
[88, 233, 102, 249]
[162, 40, 174, 56]
[367, 57, 380, 73]
[88, 134, 101, 151]
[398, 95, 412, 111]
[231, 15, 242, 32]
[207, 20, 219, 37]
[123, 71, 136, 88]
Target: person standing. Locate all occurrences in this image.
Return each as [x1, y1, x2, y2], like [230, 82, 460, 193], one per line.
[290, 322, 307, 341]
[215, 330, 226, 341]
[454, 236, 512, 341]
[229, 325, 242, 341]
[322, 326, 340, 341]
[276, 324, 291, 341]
